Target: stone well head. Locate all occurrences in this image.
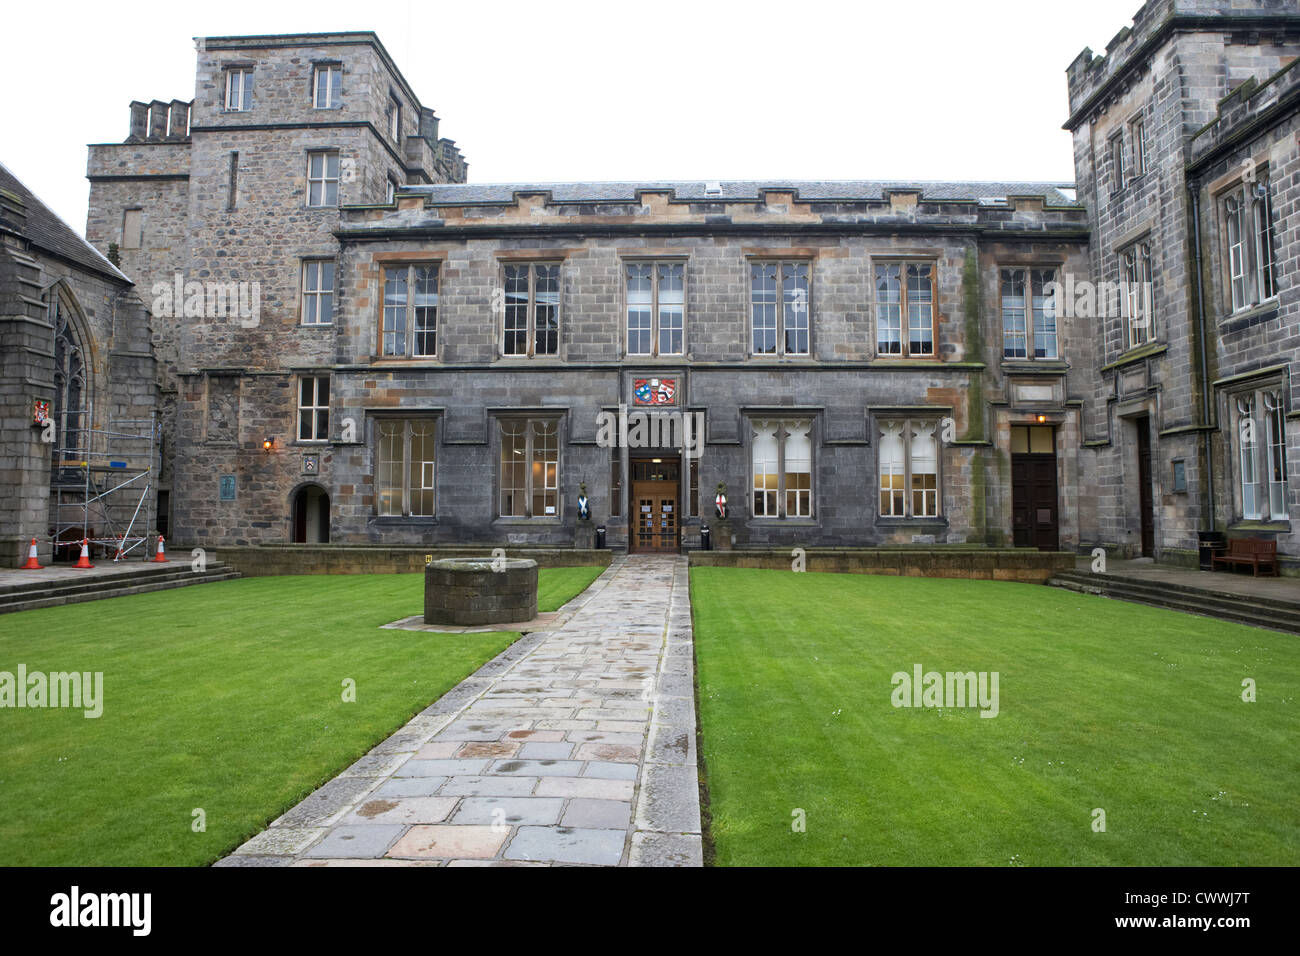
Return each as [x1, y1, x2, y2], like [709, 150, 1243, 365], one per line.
[424, 557, 539, 626]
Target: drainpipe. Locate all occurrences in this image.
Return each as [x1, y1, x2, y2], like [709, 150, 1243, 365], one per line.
[1189, 179, 1216, 532]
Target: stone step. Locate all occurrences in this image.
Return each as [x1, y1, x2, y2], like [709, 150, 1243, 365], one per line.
[0, 562, 233, 603]
[1051, 569, 1300, 616]
[0, 561, 226, 598]
[1047, 573, 1300, 634]
[0, 567, 241, 614]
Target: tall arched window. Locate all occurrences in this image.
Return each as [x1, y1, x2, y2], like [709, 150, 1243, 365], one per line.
[51, 294, 87, 470]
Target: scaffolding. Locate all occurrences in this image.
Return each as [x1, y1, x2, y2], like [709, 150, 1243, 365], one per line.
[50, 402, 160, 562]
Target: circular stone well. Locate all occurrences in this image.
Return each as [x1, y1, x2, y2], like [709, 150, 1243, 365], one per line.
[424, 557, 538, 626]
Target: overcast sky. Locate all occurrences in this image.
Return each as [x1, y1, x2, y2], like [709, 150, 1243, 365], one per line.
[3, 0, 1143, 233]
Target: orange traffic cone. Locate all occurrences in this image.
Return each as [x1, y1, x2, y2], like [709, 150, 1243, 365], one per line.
[20, 538, 43, 570]
[152, 535, 168, 563]
[73, 538, 94, 569]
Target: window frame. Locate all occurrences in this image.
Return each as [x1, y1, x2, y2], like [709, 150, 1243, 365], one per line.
[297, 375, 330, 443]
[497, 417, 562, 519]
[387, 94, 402, 141]
[874, 260, 938, 359]
[748, 418, 815, 520]
[1121, 239, 1154, 349]
[999, 266, 1059, 360]
[624, 260, 687, 358]
[379, 261, 440, 358]
[306, 149, 340, 208]
[224, 68, 253, 112]
[1108, 132, 1125, 194]
[1129, 115, 1147, 179]
[300, 259, 335, 326]
[877, 416, 943, 519]
[501, 261, 562, 358]
[374, 418, 438, 518]
[1230, 386, 1289, 522]
[313, 64, 342, 109]
[1218, 171, 1280, 315]
[749, 260, 811, 357]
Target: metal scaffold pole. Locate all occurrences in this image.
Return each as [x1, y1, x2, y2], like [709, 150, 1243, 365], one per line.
[50, 400, 158, 562]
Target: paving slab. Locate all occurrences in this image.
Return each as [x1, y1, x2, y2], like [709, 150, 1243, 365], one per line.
[218, 554, 701, 867]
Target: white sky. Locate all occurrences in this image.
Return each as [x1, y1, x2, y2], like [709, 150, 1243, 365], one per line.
[3, 0, 1143, 233]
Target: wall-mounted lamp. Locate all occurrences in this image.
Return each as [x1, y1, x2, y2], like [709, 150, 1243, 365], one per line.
[1036, 414, 1048, 424]
[263, 437, 275, 451]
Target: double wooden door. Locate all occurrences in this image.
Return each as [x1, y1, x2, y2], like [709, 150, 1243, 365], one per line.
[1012, 454, 1059, 551]
[630, 458, 679, 553]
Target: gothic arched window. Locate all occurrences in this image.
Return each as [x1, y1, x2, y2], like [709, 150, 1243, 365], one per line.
[51, 294, 87, 466]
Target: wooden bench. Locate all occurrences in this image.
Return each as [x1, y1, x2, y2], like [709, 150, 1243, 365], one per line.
[1211, 537, 1280, 577]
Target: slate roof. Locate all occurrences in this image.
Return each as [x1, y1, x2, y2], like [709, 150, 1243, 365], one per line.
[409, 179, 1080, 206]
[0, 161, 129, 283]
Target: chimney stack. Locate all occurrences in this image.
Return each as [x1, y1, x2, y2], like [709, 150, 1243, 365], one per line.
[128, 101, 149, 142]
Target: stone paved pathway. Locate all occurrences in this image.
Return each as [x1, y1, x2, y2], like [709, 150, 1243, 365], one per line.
[218, 554, 702, 867]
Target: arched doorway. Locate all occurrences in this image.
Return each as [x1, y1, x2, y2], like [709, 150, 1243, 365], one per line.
[291, 484, 330, 543]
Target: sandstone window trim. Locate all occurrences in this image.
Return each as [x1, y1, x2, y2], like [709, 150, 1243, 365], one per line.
[224, 69, 253, 112]
[313, 64, 343, 109]
[1120, 239, 1154, 350]
[1218, 172, 1279, 315]
[624, 260, 687, 358]
[379, 262, 439, 358]
[874, 260, 937, 359]
[497, 417, 561, 519]
[300, 259, 335, 326]
[749, 418, 815, 520]
[297, 375, 330, 443]
[1228, 384, 1288, 522]
[375, 417, 437, 518]
[501, 261, 561, 358]
[749, 260, 811, 357]
[877, 417, 941, 519]
[999, 267, 1058, 360]
[306, 150, 340, 208]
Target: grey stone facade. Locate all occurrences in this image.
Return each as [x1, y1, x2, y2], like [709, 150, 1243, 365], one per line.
[1066, 0, 1300, 563]
[0, 163, 157, 566]
[57, 10, 1298, 564]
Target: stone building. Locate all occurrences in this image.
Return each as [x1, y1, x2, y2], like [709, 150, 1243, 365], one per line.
[0, 162, 157, 566]
[84, 32, 467, 546]
[1066, 0, 1300, 564]
[57, 5, 1299, 565]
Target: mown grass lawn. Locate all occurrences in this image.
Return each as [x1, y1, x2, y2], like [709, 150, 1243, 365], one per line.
[691, 567, 1300, 866]
[0, 565, 603, 866]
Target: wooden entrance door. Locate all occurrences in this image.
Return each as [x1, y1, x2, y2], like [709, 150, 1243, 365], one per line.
[1011, 425, 1059, 551]
[630, 458, 679, 553]
[1135, 416, 1155, 557]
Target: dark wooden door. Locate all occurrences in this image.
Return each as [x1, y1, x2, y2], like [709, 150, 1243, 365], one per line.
[1012, 455, 1059, 551]
[630, 458, 679, 553]
[1135, 416, 1154, 557]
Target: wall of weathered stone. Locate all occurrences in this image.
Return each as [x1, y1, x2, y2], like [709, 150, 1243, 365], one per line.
[1067, 0, 1300, 557]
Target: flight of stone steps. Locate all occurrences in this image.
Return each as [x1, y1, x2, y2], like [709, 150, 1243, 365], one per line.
[0, 561, 241, 615]
[1047, 570, 1300, 634]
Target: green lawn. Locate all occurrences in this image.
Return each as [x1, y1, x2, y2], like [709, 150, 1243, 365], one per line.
[691, 567, 1300, 866]
[0, 565, 604, 866]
